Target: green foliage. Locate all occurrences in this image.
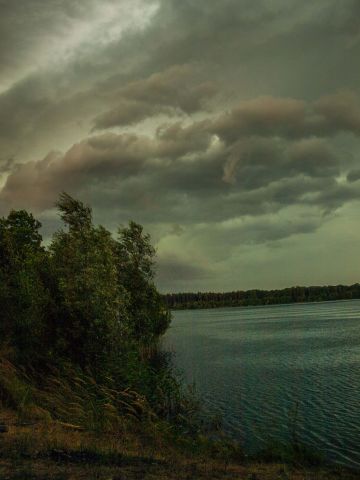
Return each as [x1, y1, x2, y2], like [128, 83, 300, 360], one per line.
[0, 210, 51, 362]
[49, 193, 128, 368]
[0, 193, 175, 417]
[116, 221, 171, 342]
[164, 284, 360, 310]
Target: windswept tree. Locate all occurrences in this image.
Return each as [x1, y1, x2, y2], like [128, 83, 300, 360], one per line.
[0, 210, 50, 361]
[116, 221, 171, 343]
[0, 194, 176, 416]
[0, 193, 171, 381]
[49, 193, 128, 369]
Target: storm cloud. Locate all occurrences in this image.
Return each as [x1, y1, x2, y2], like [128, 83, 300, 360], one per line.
[93, 64, 218, 129]
[1, 0, 360, 291]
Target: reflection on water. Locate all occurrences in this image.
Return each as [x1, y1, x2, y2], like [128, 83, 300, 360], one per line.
[164, 300, 360, 468]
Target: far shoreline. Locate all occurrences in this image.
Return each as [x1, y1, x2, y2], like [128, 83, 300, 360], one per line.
[170, 297, 360, 312]
[163, 283, 360, 311]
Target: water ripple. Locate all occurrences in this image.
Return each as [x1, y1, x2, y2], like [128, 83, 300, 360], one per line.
[164, 299, 360, 468]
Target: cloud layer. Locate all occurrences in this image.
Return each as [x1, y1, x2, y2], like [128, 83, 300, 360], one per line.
[1, 0, 360, 291]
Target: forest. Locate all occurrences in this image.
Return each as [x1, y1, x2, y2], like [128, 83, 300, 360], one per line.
[163, 284, 360, 310]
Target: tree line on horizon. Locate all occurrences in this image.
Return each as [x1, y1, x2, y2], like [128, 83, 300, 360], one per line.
[163, 284, 360, 310]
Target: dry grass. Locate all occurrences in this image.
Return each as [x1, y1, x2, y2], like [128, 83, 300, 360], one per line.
[1, 353, 360, 479]
[0, 350, 156, 429]
[0, 412, 359, 480]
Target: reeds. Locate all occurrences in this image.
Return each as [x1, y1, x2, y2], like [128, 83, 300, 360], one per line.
[0, 349, 157, 433]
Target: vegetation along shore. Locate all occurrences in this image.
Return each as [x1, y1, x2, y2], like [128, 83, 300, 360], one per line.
[0, 194, 359, 479]
[163, 284, 360, 310]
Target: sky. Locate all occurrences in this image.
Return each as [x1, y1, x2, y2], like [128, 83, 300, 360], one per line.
[1, 0, 360, 292]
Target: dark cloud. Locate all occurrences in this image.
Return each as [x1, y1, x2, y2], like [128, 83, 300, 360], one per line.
[156, 254, 212, 291]
[113, 0, 360, 101]
[304, 182, 360, 212]
[221, 137, 340, 188]
[313, 92, 360, 135]
[0, 0, 89, 84]
[0, 0, 151, 85]
[0, 132, 153, 211]
[191, 216, 322, 256]
[212, 93, 360, 144]
[0, 111, 352, 224]
[0, 157, 15, 174]
[1, 0, 360, 290]
[1, 0, 360, 161]
[0, 0, 157, 161]
[213, 97, 307, 142]
[93, 65, 218, 129]
[347, 169, 360, 183]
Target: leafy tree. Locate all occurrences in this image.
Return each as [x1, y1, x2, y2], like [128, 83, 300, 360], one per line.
[0, 210, 50, 361]
[116, 221, 171, 343]
[49, 193, 128, 369]
[0, 195, 186, 422]
[0, 193, 172, 387]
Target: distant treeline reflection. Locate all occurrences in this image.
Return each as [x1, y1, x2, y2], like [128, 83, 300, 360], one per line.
[163, 284, 360, 310]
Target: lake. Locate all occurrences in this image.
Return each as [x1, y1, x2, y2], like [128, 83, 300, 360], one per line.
[163, 300, 360, 468]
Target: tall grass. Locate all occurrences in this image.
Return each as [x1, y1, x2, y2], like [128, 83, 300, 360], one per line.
[0, 344, 207, 437]
[0, 348, 156, 431]
[0, 343, 236, 472]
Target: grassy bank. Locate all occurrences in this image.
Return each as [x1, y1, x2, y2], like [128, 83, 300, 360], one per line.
[0, 413, 359, 479]
[0, 360, 358, 480]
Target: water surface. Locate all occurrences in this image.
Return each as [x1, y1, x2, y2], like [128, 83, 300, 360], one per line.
[164, 300, 360, 468]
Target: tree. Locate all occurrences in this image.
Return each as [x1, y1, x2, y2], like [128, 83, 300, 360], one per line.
[0, 210, 50, 361]
[0, 193, 171, 376]
[49, 193, 128, 369]
[116, 221, 171, 342]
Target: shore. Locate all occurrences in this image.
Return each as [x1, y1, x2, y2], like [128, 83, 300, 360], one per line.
[0, 411, 359, 480]
[2, 459, 359, 480]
